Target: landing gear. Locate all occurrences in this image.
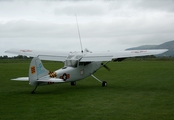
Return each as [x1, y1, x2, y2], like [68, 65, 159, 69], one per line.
[71, 81, 76, 86]
[91, 74, 107, 87]
[31, 83, 39, 94]
[102, 81, 107, 87]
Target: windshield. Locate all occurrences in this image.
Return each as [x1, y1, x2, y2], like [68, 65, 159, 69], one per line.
[65, 60, 78, 67]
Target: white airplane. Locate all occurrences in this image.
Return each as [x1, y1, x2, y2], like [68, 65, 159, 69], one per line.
[5, 48, 167, 93]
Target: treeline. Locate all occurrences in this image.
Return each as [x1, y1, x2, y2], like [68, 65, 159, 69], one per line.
[125, 55, 174, 61]
[0, 55, 32, 59]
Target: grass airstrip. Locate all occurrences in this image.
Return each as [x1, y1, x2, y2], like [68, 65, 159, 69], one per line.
[0, 59, 174, 120]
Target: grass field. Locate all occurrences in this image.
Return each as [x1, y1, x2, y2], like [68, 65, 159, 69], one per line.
[0, 59, 174, 120]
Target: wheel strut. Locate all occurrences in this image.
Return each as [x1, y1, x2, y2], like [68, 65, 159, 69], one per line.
[91, 74, 107, 87]
[31, 83, 39, 94]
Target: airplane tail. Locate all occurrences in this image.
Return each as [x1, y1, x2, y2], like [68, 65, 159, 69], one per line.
[29, 57, 49, 86]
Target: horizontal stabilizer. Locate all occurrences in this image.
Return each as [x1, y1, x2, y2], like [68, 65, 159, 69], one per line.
[11, 77, 29, 81]
[37, 78, 65, 83]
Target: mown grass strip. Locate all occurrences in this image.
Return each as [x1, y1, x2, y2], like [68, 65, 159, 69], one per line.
[0, 60, 174, 120]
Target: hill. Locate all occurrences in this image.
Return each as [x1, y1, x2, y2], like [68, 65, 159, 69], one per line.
[126, 40, 174, 57]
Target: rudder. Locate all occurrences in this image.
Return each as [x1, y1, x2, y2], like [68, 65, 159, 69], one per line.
[29, 57, 49, 86]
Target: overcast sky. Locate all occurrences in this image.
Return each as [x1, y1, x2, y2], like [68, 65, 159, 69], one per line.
[1, 0, 174, 56]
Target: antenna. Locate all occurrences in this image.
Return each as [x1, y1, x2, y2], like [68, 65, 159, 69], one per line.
[75, 14, 83, 53]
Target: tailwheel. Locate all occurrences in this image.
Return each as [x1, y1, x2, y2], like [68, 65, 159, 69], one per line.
[71, 81, 76, 86]
[102, 81, 107, 87]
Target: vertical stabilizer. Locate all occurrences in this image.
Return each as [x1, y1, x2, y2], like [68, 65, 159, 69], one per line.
[29, 57, 49, 86]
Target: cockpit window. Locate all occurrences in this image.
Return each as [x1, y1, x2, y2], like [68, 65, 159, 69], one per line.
[65, 55, 83, 67]
[65, 60, 78, 67]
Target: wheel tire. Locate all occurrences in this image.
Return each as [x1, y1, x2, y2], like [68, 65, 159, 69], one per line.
[71, 81, 76, 86]
[102, 81, 107, 87]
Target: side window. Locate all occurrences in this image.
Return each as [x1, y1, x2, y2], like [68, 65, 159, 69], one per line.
[79, 62, 84, 66]
[79, 62, 91, 66]
[84, 62, 91, 66]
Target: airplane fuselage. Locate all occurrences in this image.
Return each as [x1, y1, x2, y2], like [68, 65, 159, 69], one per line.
[54, 61, 102, 82]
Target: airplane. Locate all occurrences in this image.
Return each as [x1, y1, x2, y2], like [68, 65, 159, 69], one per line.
[5, 48, 167, 94]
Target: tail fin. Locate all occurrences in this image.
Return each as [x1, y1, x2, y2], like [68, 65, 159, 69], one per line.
[29, 57, 49, 86]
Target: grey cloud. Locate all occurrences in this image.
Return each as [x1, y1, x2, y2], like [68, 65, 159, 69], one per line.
[108, 0, 174, 18]
[54, 3, 106, 16]
[0, 20, 80, 38]
[1, 16, 174, 40]
[137, 0, 174, 12]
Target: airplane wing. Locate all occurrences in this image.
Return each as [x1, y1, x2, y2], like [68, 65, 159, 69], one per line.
[6, 48, 168, 62]
[5, 49, 68, 62]
[80, 49, 168, 62]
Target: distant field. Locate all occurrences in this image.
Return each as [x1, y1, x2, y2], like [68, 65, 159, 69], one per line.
[0, 59, 174, 120]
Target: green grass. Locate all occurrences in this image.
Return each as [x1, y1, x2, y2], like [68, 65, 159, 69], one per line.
[0, 60, 174, 120]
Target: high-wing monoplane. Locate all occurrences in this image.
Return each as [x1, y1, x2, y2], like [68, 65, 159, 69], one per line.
[5, 48, 167, 93]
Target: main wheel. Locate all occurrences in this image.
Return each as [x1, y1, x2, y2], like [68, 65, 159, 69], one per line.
[71, 81, 76, 86]
[102, 81, 107, 87]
